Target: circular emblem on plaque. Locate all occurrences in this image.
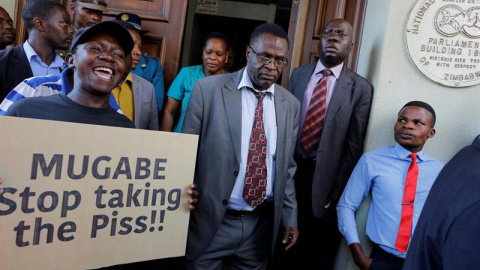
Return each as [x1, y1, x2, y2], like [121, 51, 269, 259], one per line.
[406, 0, 480, 87]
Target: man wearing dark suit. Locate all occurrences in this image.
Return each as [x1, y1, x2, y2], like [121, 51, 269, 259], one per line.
[0, 0, 73, 102]
[273, 19, 374, 269]
[403, 135, 480, 270]
[182, 23, 300, 270]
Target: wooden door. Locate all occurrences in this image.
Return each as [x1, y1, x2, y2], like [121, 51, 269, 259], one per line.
[62, 0, 188, 90]
[282, 0, 368, 86]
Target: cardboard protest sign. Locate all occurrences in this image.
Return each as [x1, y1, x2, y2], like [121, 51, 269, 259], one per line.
[0, 117, 198, 270]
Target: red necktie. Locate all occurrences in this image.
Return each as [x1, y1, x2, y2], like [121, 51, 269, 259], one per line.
[242, 90, 268, 208]
[395, 153, 419, 253]
[300, 69, 332, 153]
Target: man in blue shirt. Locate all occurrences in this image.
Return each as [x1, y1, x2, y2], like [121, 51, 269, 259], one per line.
[337, 101, 444, 270]
[0, 0, 73, 102]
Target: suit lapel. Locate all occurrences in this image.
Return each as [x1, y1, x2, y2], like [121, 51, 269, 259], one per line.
[275, 85, 287, 158]
[132, 74, 141, 127]
[294, 63, 315, 104]
[14, 46, 33, 79]
[223, 69, 244, 163]
[324, 66, 352, 126]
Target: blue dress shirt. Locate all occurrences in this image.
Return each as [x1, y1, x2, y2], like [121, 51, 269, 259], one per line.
[337, 143, 444, 258]
[23, 42, 66, 77]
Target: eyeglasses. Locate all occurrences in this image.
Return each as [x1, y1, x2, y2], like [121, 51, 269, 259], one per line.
[321, 30, 348, 39]
[248, 46, 288, 68]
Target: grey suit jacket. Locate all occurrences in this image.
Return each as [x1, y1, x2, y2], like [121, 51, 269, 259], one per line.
[132, 74, 158, 130]
[288, 62, 373, 218]
[182, 68, 300, 260]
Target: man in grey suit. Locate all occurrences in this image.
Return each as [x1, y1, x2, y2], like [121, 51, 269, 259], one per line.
[272, 19, 374, 269]
[182, 23, 300, 270]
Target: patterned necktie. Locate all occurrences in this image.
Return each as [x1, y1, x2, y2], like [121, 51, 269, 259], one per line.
[300, 69, 332, 153]
[395, 153, 419, 253]
[243, 90, 268, 208]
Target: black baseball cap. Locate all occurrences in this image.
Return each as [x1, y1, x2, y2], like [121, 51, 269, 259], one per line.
[69, 21, 134, 56]
[115, 12, 149, 34]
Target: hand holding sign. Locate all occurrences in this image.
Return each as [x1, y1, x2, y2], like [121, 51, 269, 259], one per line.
[186, 183, 198, 211]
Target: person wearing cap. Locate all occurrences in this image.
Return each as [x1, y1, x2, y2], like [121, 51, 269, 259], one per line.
[0, 0, 73, 102]
[116, 12, 165, 114]
[110, 19, 159, 131]
[1, 22, 199, 267]
[4, 20, 133, 127]
[0, 23, 157, 132]
[57, 0, 108, 59]
[70, 0, 107, 31]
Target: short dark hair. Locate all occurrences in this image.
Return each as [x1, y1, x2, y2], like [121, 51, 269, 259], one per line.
[203, 32, 230, 51]
[249, 23, 289, 48]
[22, 0, 65, 31]
[401, 101, 436, 127]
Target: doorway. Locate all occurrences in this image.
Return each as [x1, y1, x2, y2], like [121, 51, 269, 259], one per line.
[180, 0, 293, 72]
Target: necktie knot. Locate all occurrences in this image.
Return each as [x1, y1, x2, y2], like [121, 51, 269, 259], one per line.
[409, 153, 417, 161]
[251, 90, 267, 102]
[320, 69, 332, 77]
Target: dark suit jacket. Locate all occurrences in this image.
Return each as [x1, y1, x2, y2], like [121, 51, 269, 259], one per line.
[403, 135, 480, 270]
[182, 68, 300, 260]
[288, 62, 373, 218]
[0, 45, 33, 102]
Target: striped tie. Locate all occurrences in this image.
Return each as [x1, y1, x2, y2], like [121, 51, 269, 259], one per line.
[300, 69, 332, 153]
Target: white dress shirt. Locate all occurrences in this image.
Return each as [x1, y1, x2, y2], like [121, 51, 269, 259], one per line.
[228, 69, 277, 211]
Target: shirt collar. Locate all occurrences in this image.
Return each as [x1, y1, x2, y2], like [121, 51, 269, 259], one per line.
[237, 68, 275, 96]
[393, 143, 431, 162]
[314, 60, 344, 79]
[119, 72, 134, 87]
[23, 41, 67, 70]
[23, 41, 38, 62]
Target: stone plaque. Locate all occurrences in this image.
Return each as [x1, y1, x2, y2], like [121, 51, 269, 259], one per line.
[406, 0, 480, 87]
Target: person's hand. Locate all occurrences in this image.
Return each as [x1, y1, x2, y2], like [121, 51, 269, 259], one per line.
[0, 177, 3, 195]
[354, 254, 372, 270]
[349, 243, 373, 270]
[323, 199, 333, 209]
[281, 227, 299, 251]
[186, 183, 198, 211]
